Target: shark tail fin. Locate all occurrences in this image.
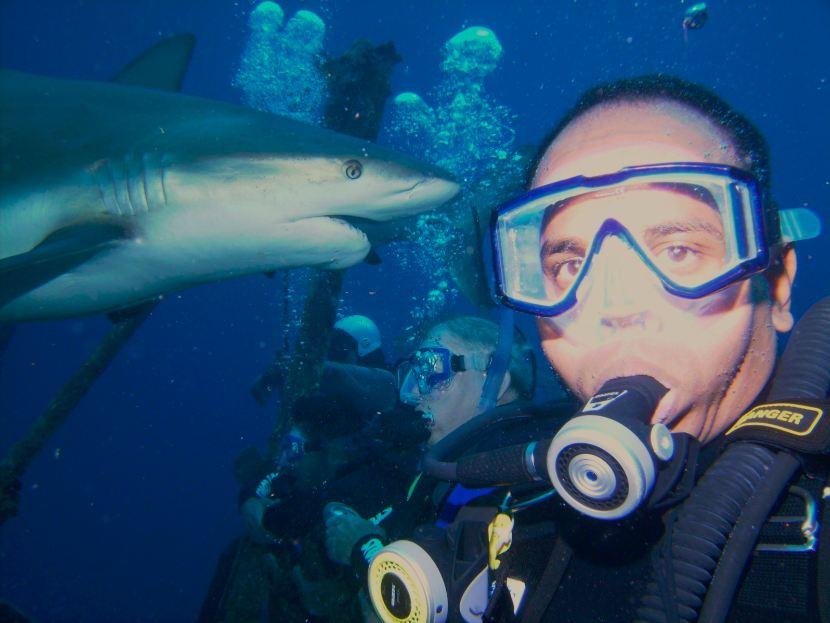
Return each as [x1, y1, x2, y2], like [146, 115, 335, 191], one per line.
[112, 34, 195, 92]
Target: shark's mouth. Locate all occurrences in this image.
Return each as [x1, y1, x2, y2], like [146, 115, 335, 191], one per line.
[398, 179, 426, 195]
[325, 216, 366, 238]
[301, 216, 372, 270]
[340, 215, 378, 228]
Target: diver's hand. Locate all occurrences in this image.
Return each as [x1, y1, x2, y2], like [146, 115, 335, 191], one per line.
[240, 497, 279, 545]
[323, 502, 385, 566]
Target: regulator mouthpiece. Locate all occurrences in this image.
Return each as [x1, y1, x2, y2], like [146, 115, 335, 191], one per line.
[546, 376, 673, 519]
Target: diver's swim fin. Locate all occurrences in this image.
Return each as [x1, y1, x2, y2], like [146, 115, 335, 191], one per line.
[0, 221, 127, 308]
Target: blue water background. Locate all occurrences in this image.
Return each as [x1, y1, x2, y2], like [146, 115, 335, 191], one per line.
[1, 1, 828, 621]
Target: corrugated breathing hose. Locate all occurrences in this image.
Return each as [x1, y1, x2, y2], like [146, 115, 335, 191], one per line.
[635, 295, 830, 623]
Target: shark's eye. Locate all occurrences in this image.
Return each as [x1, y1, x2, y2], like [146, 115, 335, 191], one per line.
[343, 159, 363, 180]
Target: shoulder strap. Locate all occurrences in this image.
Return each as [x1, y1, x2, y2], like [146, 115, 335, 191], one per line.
[519, 536, 573, 623]
[724, 398, 830, 455]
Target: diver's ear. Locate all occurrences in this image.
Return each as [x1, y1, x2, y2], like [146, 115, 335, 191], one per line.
[497, 370, 513, 403]
[768, 244, 797, 333]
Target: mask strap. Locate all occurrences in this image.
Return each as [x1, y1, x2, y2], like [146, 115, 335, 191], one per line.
[477, 308, 515, 415]
[779, 207, 821, 244]
[450, 353, 467, 372]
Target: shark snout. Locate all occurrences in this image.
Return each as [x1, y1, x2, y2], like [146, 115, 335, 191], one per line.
[378, 154, 459, 207]
[366, 174, 459, 222]
[402, 175, 460, 203]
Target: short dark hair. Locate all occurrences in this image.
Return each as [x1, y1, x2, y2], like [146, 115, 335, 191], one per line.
[530, 75, 781, 246]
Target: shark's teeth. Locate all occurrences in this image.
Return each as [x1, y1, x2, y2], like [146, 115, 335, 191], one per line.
[91, 153, 169, 218]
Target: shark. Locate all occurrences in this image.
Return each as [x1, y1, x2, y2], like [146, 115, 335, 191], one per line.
[0, 36, 459, 323]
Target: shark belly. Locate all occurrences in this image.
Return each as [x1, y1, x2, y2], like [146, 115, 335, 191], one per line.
[0, 213, 371, 322]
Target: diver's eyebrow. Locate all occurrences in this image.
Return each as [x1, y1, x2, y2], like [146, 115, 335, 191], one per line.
[540, 237, 585, 258]
[643, 220, 724, 242]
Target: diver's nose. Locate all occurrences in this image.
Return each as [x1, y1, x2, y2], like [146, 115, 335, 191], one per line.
[601, 310, 650, 330]
[589, 237, 657, 330]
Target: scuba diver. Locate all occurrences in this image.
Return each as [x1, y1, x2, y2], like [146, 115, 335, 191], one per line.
[364, 75, 828, 623]
[199, 314, 398, 623]
[322, 316, 536, 621]
[329, 314, 388, 369]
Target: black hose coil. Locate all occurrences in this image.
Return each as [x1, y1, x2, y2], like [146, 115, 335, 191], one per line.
[635, 296, 830, 623]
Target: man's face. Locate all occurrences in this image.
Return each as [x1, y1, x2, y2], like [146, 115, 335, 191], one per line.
[532, 101, 795, 442]
[412, 329, 489, 446]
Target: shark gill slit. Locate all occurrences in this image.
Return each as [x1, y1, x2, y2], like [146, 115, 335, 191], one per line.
[94, 155, 169, 218]
[104, 160, 124, 217]
[126, 153, 149, 215]
[137, 152, 168, 213]
[124, 155, 140, 215]
[109, 159, 133, 216]
[140, 154, 154, 214]
[94, 164, 120, 217]
[159, 156, 169, 208]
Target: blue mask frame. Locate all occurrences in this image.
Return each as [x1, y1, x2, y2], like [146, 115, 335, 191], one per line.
[395, 347, 464, 396]
[491, 162, 772, 317]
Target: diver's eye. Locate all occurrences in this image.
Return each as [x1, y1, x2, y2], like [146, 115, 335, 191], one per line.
[655, 244, 702, 273]
[343, 159, 363, 180]
[665, 246, 691, 262]
[553, 259, 583, 289]
[544, 256, 583, 292]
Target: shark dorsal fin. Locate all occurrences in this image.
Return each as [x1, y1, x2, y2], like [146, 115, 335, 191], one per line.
[112, 34, 195, 92]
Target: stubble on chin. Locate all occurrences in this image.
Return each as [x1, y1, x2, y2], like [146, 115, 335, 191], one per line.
[538, 326, 763, 444]
[696, 309, 778, 442]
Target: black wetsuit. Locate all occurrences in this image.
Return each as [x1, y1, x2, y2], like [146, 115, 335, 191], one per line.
[203, 361, 428, 623]
[261, 432, 426, 623]
[342, 400, 547, 566]
[257, 419, 428, 543]
[405, 400, 829, 623]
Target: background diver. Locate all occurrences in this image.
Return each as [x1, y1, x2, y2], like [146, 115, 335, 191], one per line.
[234, 315, 534, 622]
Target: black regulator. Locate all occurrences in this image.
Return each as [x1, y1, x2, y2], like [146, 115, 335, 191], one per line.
[424, 374, 698, 520]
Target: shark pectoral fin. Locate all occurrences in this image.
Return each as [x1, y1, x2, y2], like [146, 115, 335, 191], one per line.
[0, 221, 127, 307]
[112, 34, 195, 92]
[364, 248, 383, 265]
[106, 299, 158, 324]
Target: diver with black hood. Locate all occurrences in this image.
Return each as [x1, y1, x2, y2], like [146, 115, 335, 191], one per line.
[364, 76, 829, 623]
[239, 315, 399, 546]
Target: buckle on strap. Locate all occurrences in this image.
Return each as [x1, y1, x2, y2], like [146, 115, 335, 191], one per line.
[755, 485, 819, 553]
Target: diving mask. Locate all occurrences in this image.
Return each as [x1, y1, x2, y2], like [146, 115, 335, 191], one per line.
[396, 347, 490, 405]
[492, 162, 821, 317]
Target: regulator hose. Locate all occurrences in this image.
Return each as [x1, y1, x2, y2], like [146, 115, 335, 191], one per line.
[477, 307, 515, 415]
[635, 295, 830, 623]
[422, 401, 555, 482]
